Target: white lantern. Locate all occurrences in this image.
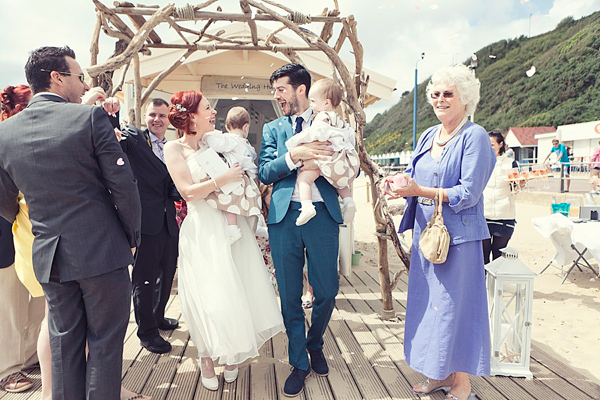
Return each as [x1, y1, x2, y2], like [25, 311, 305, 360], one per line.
[485, 247, 537, 379]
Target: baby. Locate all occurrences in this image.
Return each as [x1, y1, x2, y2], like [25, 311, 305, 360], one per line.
[285, 78, 359, 226]
[204, 106, 261, 243]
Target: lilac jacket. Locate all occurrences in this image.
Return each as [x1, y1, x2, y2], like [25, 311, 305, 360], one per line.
[398, 121, 495, 245]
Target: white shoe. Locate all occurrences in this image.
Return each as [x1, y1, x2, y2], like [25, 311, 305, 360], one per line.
[224, 366, 239, 383]
[230, 228, 242, 244]
[296, 205, 316, 226]
[201, 373, 219, 391]
[342, 201, 356, 224]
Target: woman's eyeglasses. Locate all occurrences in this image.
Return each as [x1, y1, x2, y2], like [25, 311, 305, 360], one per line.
[40, 69, 86, 83]
[430, 91, 454, 100]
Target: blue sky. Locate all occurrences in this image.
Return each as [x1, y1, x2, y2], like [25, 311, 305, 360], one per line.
[1, 0, 598, 121]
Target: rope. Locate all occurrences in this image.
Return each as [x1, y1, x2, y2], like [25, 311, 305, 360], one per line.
[175, 4, 196, 20]
[288, 11, 310, 25]
[271, 44, 292, 53]
[196, 43, 217, 53]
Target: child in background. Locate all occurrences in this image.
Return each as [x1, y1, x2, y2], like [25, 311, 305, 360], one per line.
[204, 106, 261, 243]
[285, 78, 359, 226]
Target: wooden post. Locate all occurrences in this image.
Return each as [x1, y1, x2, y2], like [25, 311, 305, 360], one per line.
[132, 53, 142, 128]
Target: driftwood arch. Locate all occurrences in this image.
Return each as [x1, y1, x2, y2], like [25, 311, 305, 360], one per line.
[88, 0, 409, 319]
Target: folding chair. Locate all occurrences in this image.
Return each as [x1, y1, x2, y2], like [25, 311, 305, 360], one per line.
[537, 218, 599, 284]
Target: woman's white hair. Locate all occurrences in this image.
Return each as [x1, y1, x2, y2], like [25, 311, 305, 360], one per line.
[426, 64, 481, 117]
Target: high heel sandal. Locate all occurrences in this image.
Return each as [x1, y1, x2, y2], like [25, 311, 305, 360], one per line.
[446, 391, 476, 399]
[412, 378, 451, 395]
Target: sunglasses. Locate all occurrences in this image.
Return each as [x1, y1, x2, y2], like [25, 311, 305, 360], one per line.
[430, 91, 455, 100]
[41, 69, 86, 83]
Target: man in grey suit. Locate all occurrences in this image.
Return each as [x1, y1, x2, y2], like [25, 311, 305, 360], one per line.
[0, 46, 141, 400]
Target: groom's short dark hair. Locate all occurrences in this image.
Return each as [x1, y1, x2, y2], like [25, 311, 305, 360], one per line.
[269, 64, 311, 97]
[25, 46, 76, 94]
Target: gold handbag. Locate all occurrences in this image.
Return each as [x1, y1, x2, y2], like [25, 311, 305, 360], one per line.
[418, 187, 450, 264]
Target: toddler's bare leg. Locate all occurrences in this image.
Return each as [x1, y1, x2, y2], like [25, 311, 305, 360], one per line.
[224, 211, 237, 226]
[296, 169, 320, 226]
[297, 169, 320, 201]
[337, 186, 352, 199]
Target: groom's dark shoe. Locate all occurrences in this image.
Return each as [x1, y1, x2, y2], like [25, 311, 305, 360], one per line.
[157, 317, 179, 330]
[283, 367, 310, 397]
[308, 348, 329, 376]
[141, 335, 172, 354]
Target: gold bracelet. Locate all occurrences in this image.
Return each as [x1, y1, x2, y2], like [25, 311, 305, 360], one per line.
[212, 178, 219, 191]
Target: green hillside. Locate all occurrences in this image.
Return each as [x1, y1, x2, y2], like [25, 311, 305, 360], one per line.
[364, 12, 600, 155]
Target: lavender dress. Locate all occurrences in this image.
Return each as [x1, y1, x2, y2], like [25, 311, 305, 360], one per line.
[403, 150, 491, 380]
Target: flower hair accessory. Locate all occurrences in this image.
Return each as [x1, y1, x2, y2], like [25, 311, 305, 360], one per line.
[175, 103, 187, 112]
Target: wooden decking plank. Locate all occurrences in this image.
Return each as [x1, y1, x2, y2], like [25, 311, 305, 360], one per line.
[482, 375, 546, 400]
[142, 316, 188, 400]
[329, 302, 394, 399]
[222, 363, 249, 400]
[531, 345, 600, 398]
[164, 334, 200, 400]
[336, 294, 431, 400]
[194, 365, 224, 400]
[249, 336, 278, 400]
[339, 275, 448, 400]
[271, 329, 309, 400]
[321, 324, 364, 400]
[526, 358, 593, 400]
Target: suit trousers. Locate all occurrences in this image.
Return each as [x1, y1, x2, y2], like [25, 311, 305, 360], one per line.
[132, 214, 178, 340]
[41, 266, 131, 400]
[268, 201, 339, 371]
[0, 264, 45, 380]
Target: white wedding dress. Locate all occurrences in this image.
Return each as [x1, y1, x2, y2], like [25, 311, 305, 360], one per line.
[178, 148, 285, 365]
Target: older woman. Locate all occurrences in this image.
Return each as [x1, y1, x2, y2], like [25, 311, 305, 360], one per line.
[382, 65, 495, 400]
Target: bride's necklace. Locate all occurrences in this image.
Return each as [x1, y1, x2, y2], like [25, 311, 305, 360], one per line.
[436, 115, 468, 146]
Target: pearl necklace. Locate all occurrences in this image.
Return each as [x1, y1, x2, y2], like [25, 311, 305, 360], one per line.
[435, 115, 468, 146]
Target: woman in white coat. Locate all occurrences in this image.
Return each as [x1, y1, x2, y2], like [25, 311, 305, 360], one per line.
[482, 130, 519, 264]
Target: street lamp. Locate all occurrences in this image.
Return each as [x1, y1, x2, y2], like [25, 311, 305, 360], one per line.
[413, 52, 425, 151]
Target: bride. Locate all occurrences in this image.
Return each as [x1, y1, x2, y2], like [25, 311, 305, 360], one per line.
[163, 91, 285, 391]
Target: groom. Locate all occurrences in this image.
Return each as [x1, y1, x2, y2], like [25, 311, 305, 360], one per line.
[0, 46, 141, 400]
[258, 63, 342, 397]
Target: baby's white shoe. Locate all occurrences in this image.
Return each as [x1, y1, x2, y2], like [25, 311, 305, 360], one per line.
[342, 199, 356, 224]
[296, 203, 316, 226]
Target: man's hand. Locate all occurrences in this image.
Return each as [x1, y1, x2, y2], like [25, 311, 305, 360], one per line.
[81, 88, 120, 117]
[81, 87, 107, 105]
[131, 247, 136, 256]
[102, 97, 120, 116]
[289, 140, 333, 164]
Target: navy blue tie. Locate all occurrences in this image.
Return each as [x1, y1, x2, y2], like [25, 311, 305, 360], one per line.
[295, 116, 304, 134]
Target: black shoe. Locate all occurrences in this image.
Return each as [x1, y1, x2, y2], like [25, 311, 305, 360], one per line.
[157, 317, 179, 330]
[140, 335, 172, 354]
[283, 367, 310, 397]
[308, 348, 329, 376]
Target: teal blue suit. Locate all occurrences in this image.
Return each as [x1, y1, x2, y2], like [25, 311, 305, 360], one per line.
[259, 115, 341, 371]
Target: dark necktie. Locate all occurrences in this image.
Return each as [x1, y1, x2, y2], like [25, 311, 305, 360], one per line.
[295, 116, 304, 134]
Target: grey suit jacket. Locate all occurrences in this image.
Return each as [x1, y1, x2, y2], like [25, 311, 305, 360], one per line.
[0, 94, 142, 283]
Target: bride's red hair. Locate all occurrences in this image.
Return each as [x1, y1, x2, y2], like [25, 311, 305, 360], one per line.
[1, 85, 31, 121]
[168, 91, 203, 135]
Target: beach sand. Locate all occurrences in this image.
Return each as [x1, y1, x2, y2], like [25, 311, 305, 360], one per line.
[350, 174, 600, 384]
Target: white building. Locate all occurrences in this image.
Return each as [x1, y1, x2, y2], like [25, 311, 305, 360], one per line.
[535, 120, 600, 165]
